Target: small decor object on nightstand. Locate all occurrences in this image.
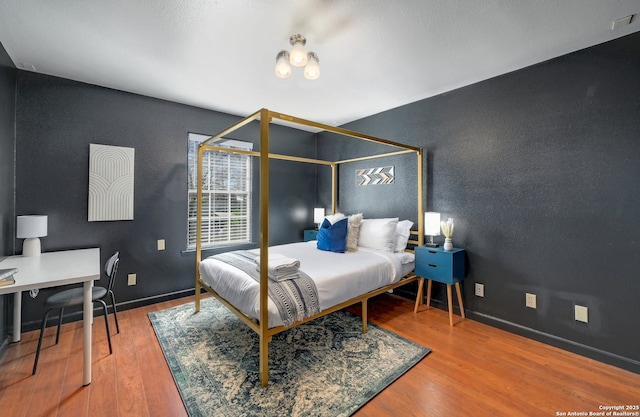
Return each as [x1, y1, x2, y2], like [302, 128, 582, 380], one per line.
[440, 218, 454, 251]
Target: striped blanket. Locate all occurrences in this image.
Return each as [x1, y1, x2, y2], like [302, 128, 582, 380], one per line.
[210, 250, 320, 327]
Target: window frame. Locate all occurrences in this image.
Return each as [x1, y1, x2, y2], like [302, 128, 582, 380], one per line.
[187, 133, 253, 250]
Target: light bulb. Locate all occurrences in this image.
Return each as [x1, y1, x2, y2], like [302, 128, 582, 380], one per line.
[274, 50, 291, 78]
[289, 34, 308, 67]
[304, 52, 320, 80]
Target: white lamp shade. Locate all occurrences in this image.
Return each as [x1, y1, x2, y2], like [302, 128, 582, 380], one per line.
[17, 215, 47, 256]
[17, 215, 48, 238]
[289, 39, 308, 67]
[274, 50, 291, 78]
[313, 208, 325, 224]
[424, 212, 441, 236]
[304, 52, 320, 80]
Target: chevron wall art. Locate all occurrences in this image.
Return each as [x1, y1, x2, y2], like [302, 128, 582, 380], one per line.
[88, 143, 135, 221]
[355, 166, 395, 186]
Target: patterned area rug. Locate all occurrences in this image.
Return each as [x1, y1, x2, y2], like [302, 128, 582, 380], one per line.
[149, 297, 431, 417]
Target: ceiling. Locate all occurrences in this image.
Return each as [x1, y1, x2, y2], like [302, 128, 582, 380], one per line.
[0, 1, 638, 129]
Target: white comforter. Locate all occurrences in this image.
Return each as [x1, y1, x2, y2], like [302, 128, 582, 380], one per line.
[199, 241, 414, 328]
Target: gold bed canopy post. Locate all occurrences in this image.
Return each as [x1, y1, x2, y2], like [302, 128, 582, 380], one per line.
[331, 163, 337, 214]
[417, 148, 424, 246]
[195, 143, 205, 312]
[259, 108, 270, 387]
[195, 109, 263, 313]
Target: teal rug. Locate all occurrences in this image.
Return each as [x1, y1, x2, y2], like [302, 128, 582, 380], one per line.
[149, 297, 430, 417]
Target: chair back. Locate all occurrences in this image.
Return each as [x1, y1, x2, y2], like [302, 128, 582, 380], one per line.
[104, 251, 120, 293]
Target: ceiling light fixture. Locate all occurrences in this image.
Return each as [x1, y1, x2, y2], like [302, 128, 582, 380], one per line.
[275, 34, 320, 80]
[275, 51, 292, 78]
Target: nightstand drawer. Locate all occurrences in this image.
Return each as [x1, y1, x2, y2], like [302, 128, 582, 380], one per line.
[303, 229, 318, 242]
[414, 246, 465, 285]
[415, 249, 452, 267]
[415, 263, 457, 284]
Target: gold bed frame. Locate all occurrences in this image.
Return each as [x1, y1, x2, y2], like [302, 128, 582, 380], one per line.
[194, 108, 424, 386]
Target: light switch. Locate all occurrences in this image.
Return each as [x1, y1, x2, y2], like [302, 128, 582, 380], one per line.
[157, 239, 165, 251]
[575, 305, 588, 323]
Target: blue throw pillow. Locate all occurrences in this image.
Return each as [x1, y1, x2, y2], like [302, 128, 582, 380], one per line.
[316, 218, 348, 253]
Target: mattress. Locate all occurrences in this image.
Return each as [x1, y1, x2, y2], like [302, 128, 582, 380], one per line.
[199, 241, 415, 327]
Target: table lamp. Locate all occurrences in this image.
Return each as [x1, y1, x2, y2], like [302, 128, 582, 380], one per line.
[424, 211, 441, 247]
[313, 208, 325, 229]
[17, 215, 48, 256]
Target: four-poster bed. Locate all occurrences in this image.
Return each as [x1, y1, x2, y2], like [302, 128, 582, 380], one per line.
[194, 108, 424, 386]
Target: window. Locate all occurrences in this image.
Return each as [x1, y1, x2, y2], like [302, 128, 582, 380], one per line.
[187, 133, 252, 249]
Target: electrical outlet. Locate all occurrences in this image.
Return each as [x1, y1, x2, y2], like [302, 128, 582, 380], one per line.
[475, 283, 484, 297]
[525, 293, 537, 309]
[157, 239, 165, 251]
[575, 305, 588, 323]
[128, 273, 136, 286]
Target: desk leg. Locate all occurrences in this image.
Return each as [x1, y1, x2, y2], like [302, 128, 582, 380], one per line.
[12, 291, 21, 343]
[83, 280, 93, 386]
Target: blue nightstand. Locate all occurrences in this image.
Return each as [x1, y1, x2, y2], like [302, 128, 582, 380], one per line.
[413, 246, 466, 326]
[303, 229, 318, 242]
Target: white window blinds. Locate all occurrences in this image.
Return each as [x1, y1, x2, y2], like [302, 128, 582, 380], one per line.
[187, 133, 252, 249]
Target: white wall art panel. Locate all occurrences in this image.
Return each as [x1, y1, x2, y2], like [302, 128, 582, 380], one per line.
[355, 166, 394, 186]
[88, 144, 135, 221]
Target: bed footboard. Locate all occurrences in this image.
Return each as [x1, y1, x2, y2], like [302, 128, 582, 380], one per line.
[196, 272, 417, 386]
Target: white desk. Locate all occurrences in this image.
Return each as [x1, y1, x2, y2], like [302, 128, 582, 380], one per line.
[0, 248, 100, 386]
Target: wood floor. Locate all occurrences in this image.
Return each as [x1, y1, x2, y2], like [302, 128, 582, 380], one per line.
[1, 293, 638, 417]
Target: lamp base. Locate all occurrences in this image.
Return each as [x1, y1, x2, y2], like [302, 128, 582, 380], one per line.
[425, 235, 439, 248]
[22, 237, 42, 257]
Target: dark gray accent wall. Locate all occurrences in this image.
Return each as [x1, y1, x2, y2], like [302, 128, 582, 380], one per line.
[316, 137, 419, 222]
[0, 43, 15, 256]
[320, 33, 640, 372]
[0, 41, 16, 352]
[15, 72, 316, 329]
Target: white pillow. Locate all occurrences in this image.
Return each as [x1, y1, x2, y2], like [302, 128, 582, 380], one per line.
[358, 218, 399, 252]
[346, 213, 363, 252]
[394, 220, 414, 252]
[324, 212, 346, 224]
[399, 252, 415, 265]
